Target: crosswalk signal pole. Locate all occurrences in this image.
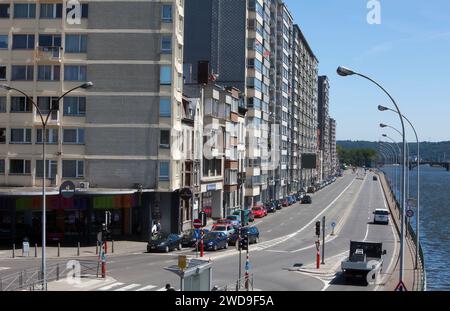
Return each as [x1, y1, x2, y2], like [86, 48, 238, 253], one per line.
[244, 234, 250, 291]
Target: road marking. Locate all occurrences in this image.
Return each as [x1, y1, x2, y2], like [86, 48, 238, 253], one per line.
[267, 229, 273, 233]
[0, 267, 11, 271]
[114, 283, 140, 291]
[99, 282, 124, 290]
[156, 287, 167, 291]
[136, 285, 157, 291]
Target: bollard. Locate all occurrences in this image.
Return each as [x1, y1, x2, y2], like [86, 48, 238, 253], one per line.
[12, 243, 15, 258]
[56, 264, 60, 281]
[316, 251, 320, 269]
[19, 271, 23, 287]
[112, 240, 114, 253]
[35, 243, 37, 257]
[58, 243, 60, 257]
[77, 242, 80, 256]
[96, 241, 99, 255]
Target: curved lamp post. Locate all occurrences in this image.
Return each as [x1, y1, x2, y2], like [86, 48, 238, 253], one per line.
[379, 141, 398, 195]
[378, 144, 395, 185]
[337, 66, 407, 283]
[0, 82, 93, 290]
[380, 105, 420, 269]
[381, 133, 403, 199]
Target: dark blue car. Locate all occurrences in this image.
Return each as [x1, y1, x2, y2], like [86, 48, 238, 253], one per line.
[229, 226, 260, 246]
[203, 231, 228, 251]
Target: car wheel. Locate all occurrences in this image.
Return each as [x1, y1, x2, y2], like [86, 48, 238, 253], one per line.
[165, 246, 170, 253]
[224, 242, 228, 249]
[214, 244, 218, 251]
[178, 243, 182, 251]
[255, 237, 260, 244]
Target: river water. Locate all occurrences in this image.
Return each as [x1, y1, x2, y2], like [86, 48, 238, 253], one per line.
[381, 164, 450, 291]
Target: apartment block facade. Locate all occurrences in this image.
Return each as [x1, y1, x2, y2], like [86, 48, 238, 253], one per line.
[0, 0, 185, 243]
[318, 75, 330, 181]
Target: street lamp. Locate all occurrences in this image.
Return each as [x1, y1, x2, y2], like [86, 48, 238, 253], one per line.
[379, 142, 398, 196]
[382, 134, 402, 199]
[337, 65, 407, 284]
[380, 105, 421, 269]
[0, 82, 93, 290]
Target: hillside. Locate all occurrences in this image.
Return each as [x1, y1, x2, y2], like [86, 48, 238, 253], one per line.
[337, 140, 450, 162]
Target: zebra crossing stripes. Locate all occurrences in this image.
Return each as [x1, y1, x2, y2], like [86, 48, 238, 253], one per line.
[97, 282, 164, 291]
[114, 283, 140, 291]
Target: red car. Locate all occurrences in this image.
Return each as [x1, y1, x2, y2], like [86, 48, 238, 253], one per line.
[281, 198, 289, 207]
[212, 218, 230, 229]
[252, 205, 267, 218]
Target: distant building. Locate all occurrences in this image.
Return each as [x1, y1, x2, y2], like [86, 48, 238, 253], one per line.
[318, 75, 330, 181]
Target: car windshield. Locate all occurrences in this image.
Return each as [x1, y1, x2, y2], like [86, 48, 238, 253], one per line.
[227, 216, 237, 220]
[375, 210, 389, 215]
[214, 226, 227, 231]
[206, 232, 221, 239]
[151, 233, 168, 241]
[253, 207, 262, 211]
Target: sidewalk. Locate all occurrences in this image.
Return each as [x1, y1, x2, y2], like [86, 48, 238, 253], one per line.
[0, 241, 148, 260]
[378, 171, 424, 291]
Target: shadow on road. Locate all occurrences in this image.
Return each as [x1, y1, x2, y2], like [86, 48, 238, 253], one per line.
[329, 272, 369, 287]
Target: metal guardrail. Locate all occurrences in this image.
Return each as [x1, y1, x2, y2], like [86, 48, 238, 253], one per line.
[0, 259, 98, 291]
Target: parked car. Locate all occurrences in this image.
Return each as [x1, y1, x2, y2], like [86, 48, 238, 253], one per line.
[229, 226, 260, 246]
[252, 205, 267, 218]
[211, 223, 236, 239]
[181, 228, 209, 247]
[272, 199, 282, 210]
[226, 215, 241, 227]
[307, 186, 316, 193]
[232, 209, 254, 226]
[147, 233, 182, 253]
[264, 201, 277, 213]
[203, 231, 229, 251]
[301, 195, 312, 204]
[281, 198, 290, 207]
[287, 196, 296, 205]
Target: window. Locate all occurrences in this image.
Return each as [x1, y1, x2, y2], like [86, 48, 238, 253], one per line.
[0, 66, 5, 80]
[38, 34, 61, 47]
[0, 159, 4, 174]
[160, 66, 171, 85]
[62, 160, 84, 178]
[0, 97, 5, 112]
[161, 36, 172, 53]
[11, 65, 34, 81]
[0, 128, 5, 143]
[36, 160, 57, 178]
[159, 161, 169, 180]
[160, 130, 170, 149]
[11, 97, 32, 112]
[38, 65, 60, 81]
[64, 65, 86, 81]
[37, 97, 58, 120]
[14, 3, 36, 18]
[159, 98, 171, 117]
[64, 97, 86, 116]
[12, 34, 35, 49]
[10, 128, 32, 144]
[161, 4, 172, 22]
[65, 34, 87, 53]
[40, 3, 62, 19]
[36, 128, 58, 144]
[0, 35, 8, 49]
[63, 128, 85, 144]
[9, 159, 31, 175]
[0, 4, 10, 18]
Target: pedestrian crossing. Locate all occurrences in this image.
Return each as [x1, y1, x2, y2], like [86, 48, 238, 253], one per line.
[97, 282, 166, 291]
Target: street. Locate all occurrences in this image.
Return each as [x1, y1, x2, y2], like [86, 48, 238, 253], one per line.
[0, 170, 399, 291]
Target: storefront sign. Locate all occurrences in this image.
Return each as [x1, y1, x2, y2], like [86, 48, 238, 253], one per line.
[60, 181, 76, 199]
[207, 184, 216, 191]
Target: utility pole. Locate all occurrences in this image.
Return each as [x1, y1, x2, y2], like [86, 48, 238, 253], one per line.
[321, 216, 326, 264]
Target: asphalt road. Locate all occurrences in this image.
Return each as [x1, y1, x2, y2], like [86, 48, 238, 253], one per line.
[0, 169, 399, 291]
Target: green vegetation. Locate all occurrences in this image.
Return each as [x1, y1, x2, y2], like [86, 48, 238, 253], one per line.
[337, 145, 378, 167]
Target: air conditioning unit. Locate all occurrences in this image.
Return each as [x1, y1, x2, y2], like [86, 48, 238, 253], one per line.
[79, 181, 90, 190]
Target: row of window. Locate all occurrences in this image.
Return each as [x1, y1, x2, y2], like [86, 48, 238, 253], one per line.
[0, 96, 85, 116]
[0, 65, 86, 81]
[0, 128, 85, 144]
[0, 3, 88, 19]
[0, 159, 84, 178]
[0, 34, 86, 52]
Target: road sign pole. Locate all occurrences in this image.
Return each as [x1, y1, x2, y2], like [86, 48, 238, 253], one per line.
[200, 232, 204, 258]
[321, 216, 325, 265]
[316, 240, 320, 269]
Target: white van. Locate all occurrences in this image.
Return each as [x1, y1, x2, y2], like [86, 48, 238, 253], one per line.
[373, 209, 390, 224]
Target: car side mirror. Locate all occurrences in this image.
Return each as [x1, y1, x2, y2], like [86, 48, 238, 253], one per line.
[383, 250, 387, 255]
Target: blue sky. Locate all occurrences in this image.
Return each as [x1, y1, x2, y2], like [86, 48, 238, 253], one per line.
[284, 0, 450, 142]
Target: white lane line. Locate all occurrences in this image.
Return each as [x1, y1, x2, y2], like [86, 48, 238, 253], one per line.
[99, 282, 124, 290]
[114, 284, 141, 291]
[136, 285, 157, 291]
[291, 235, 338, 253]
[267, 229, 273, 233]
[0, 267, 11, 271]
[156, 287, 167, 291]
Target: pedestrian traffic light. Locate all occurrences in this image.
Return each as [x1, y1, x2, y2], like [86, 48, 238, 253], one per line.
[199, 211, 207, 227]
[315, 221, 321, 237]
[240, 234, 249, 251]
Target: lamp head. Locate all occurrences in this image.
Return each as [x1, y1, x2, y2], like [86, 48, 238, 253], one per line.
[382, 134, 388, 137]
[378, 105, 389, 111]
[379, 123, 388, 128]
[337, 66, 355, 77]
[0, 84, 12, 91]
[80, 81, 94, 89]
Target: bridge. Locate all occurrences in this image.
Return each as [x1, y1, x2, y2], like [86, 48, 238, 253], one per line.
[410, 161, 450, 171]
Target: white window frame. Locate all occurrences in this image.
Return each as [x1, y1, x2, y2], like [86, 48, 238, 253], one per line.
[63, 128, 85, 144]
[10, 128, 31, 144]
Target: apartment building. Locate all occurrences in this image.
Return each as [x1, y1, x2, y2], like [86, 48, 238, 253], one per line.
[318, 75, 330, 182]
[329, 118, 337, 175]
[0, 0, 185, 243]
[292, 24, 319, 189]
[184, 0, 271, 208]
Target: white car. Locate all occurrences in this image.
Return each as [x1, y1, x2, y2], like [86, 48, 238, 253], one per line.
[211, 224, 236, 239]
[373, 209, 390, 224]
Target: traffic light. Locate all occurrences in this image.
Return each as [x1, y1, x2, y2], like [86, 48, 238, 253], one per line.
[315, 221, 321, 237]
[199, 211, 207, 227]
[240, 233, 249, 251]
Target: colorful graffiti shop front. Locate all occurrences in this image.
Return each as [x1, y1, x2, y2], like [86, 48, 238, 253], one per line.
[0, 194, 138, 244]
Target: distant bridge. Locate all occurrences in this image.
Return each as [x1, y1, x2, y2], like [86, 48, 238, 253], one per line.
[410, 161, 450, 171]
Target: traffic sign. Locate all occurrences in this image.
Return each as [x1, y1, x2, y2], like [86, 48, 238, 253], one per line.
[193, 219, 202, 229]
[331, 221, 336, 228]
[193, 229, 200, 239]
[406, 209, 414, 218]
[60, 181, 76, 198]
[395, 280, 408, 291]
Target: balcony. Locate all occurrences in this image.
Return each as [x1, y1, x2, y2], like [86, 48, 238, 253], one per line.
[35, 46, 63, 63]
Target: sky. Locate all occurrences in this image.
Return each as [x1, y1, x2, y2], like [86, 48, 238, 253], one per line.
[284, 0, 450, 142]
